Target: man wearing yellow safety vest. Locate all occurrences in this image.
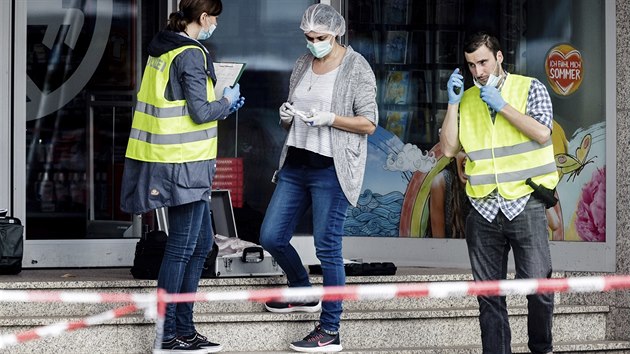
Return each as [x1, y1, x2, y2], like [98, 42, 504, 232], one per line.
[120, 0, 243, 352]
[439, 32, 556, 354]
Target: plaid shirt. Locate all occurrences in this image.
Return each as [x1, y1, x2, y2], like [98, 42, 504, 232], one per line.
[468, 74, 554, 222]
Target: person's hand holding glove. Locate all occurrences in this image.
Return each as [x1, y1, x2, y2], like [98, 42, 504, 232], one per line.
[447, 68, 464, 105]
[300, 109, 335, 127]
[222, 83, 241, 107]
[279, 102, 296, 125]
[480, 85, 507, 112]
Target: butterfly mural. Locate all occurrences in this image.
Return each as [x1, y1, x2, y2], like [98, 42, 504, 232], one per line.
[555, 133, 596, 182]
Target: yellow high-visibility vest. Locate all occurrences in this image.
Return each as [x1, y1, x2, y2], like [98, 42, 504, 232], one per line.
[125, 45, 218, 163]
[459, 74, 558, 199]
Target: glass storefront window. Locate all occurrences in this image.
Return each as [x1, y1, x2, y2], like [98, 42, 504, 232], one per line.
[345, 0, 508, 238]
[17, 0, 611, 269]
[344, 0, 607, 243]
[203, 0, 317, 240]
[24, 0, 154, 239]
[24, 0, 317, 242]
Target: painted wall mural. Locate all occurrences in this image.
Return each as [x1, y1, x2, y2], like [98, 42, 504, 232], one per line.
[345, 36, 606, 243]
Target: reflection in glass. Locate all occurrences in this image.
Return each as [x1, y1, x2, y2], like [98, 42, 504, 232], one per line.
[25, 0, 139, 239]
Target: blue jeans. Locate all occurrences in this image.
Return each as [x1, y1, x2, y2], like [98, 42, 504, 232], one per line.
[259, 165, 348, 332]
[465, 197, 553, 354]
[157, 200, 214, 340]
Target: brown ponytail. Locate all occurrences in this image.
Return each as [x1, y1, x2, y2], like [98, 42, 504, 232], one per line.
[166, 0, 223, 32]
[166, 11, 188, 32]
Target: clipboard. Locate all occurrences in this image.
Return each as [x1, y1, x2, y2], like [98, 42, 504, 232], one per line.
[213, 62, 246, 98]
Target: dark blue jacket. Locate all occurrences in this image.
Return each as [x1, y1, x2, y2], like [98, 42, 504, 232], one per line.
[120, 30, 231, 214]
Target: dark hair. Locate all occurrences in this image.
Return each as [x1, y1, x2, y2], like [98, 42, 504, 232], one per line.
[463, 31, 501, 57]
[166, 0, 223, 32]
[446, 158, 466, 239]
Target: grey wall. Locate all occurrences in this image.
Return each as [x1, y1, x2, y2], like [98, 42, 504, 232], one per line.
[610, 0, 630, 341]
[565, 0, 630, 341]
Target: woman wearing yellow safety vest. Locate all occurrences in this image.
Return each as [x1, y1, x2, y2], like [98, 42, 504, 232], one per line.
[120, 0, 243, 352]
[440, 32, 556, 354]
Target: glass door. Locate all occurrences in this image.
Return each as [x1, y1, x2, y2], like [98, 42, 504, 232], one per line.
[190, 0, 318, 242]
[22, 0, 167, 267]
[20, 0, 317, 267]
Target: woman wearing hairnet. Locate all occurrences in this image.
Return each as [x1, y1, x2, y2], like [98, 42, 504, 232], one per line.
[259, 4, 377, 353]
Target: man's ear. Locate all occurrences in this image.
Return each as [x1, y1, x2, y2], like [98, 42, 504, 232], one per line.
[496, 50, 504, 65]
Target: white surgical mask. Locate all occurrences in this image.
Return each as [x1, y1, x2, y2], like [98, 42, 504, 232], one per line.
[306, 38, 333, 58]
[473, 61, 503, 88]
[197, 23, 216, 41]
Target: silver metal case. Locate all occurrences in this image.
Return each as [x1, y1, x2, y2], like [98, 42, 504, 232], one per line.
[211, 190, 284, 278]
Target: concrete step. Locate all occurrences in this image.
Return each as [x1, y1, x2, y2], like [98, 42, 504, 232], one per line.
[0, 305, 611, 353]
[0, 272, 569, 317]
[226, 340, 630, 353]
[0, 289, 552, 318]
[2, 268, 623, 353]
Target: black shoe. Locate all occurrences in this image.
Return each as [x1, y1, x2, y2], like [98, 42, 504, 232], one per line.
[289, 325, 342, 353]
[265, 300, 321, 313]
[180, 332, 223, 353]
[153, 337, 207, 353]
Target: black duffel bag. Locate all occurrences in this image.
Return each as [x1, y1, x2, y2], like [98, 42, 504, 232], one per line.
[130, 229, 219, 280]
[130, 230, 168, 280]
[0, 215, 24, 275]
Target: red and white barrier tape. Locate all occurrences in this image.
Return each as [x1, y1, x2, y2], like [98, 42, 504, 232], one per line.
[3, 275, 630, 350]
[2, 276, 630, 305]
[163, 275, 630, 304]
[0, 304, 143, 350]
[154, 289, 167, 352]
[0, 290, 154, 304]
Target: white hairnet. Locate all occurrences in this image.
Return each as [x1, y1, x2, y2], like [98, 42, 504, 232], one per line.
[300, 4, 346, 37]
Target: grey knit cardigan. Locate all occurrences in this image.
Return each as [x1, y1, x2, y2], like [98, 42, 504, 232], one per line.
[276, 46, 378, 206]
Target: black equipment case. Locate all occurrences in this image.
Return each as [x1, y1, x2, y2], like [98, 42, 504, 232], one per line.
[0, 209, 24, 275]
[130, 191, 282, 279]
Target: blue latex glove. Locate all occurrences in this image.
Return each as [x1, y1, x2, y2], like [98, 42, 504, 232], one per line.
[229, 97, 245, 114]
[447, 68, 464, 104]
[480, 85, 507, 112]
[300, 110, 335, 127]
[222, 83, 241, 106]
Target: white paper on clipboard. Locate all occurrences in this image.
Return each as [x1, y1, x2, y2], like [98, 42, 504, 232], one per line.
[213, 62, 246, 98]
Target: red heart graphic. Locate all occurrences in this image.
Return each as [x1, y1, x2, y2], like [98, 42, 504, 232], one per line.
[546, 47, 583, 95]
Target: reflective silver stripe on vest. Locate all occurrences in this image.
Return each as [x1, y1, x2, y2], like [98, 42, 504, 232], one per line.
[468, 161, 557, 185]
[135, 101, 189, 118]
[467, 139, 553, 161]
[129, 127, 216, 145]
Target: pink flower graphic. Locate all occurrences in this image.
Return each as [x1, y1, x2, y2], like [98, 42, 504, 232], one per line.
[574, 167, 606, 242]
